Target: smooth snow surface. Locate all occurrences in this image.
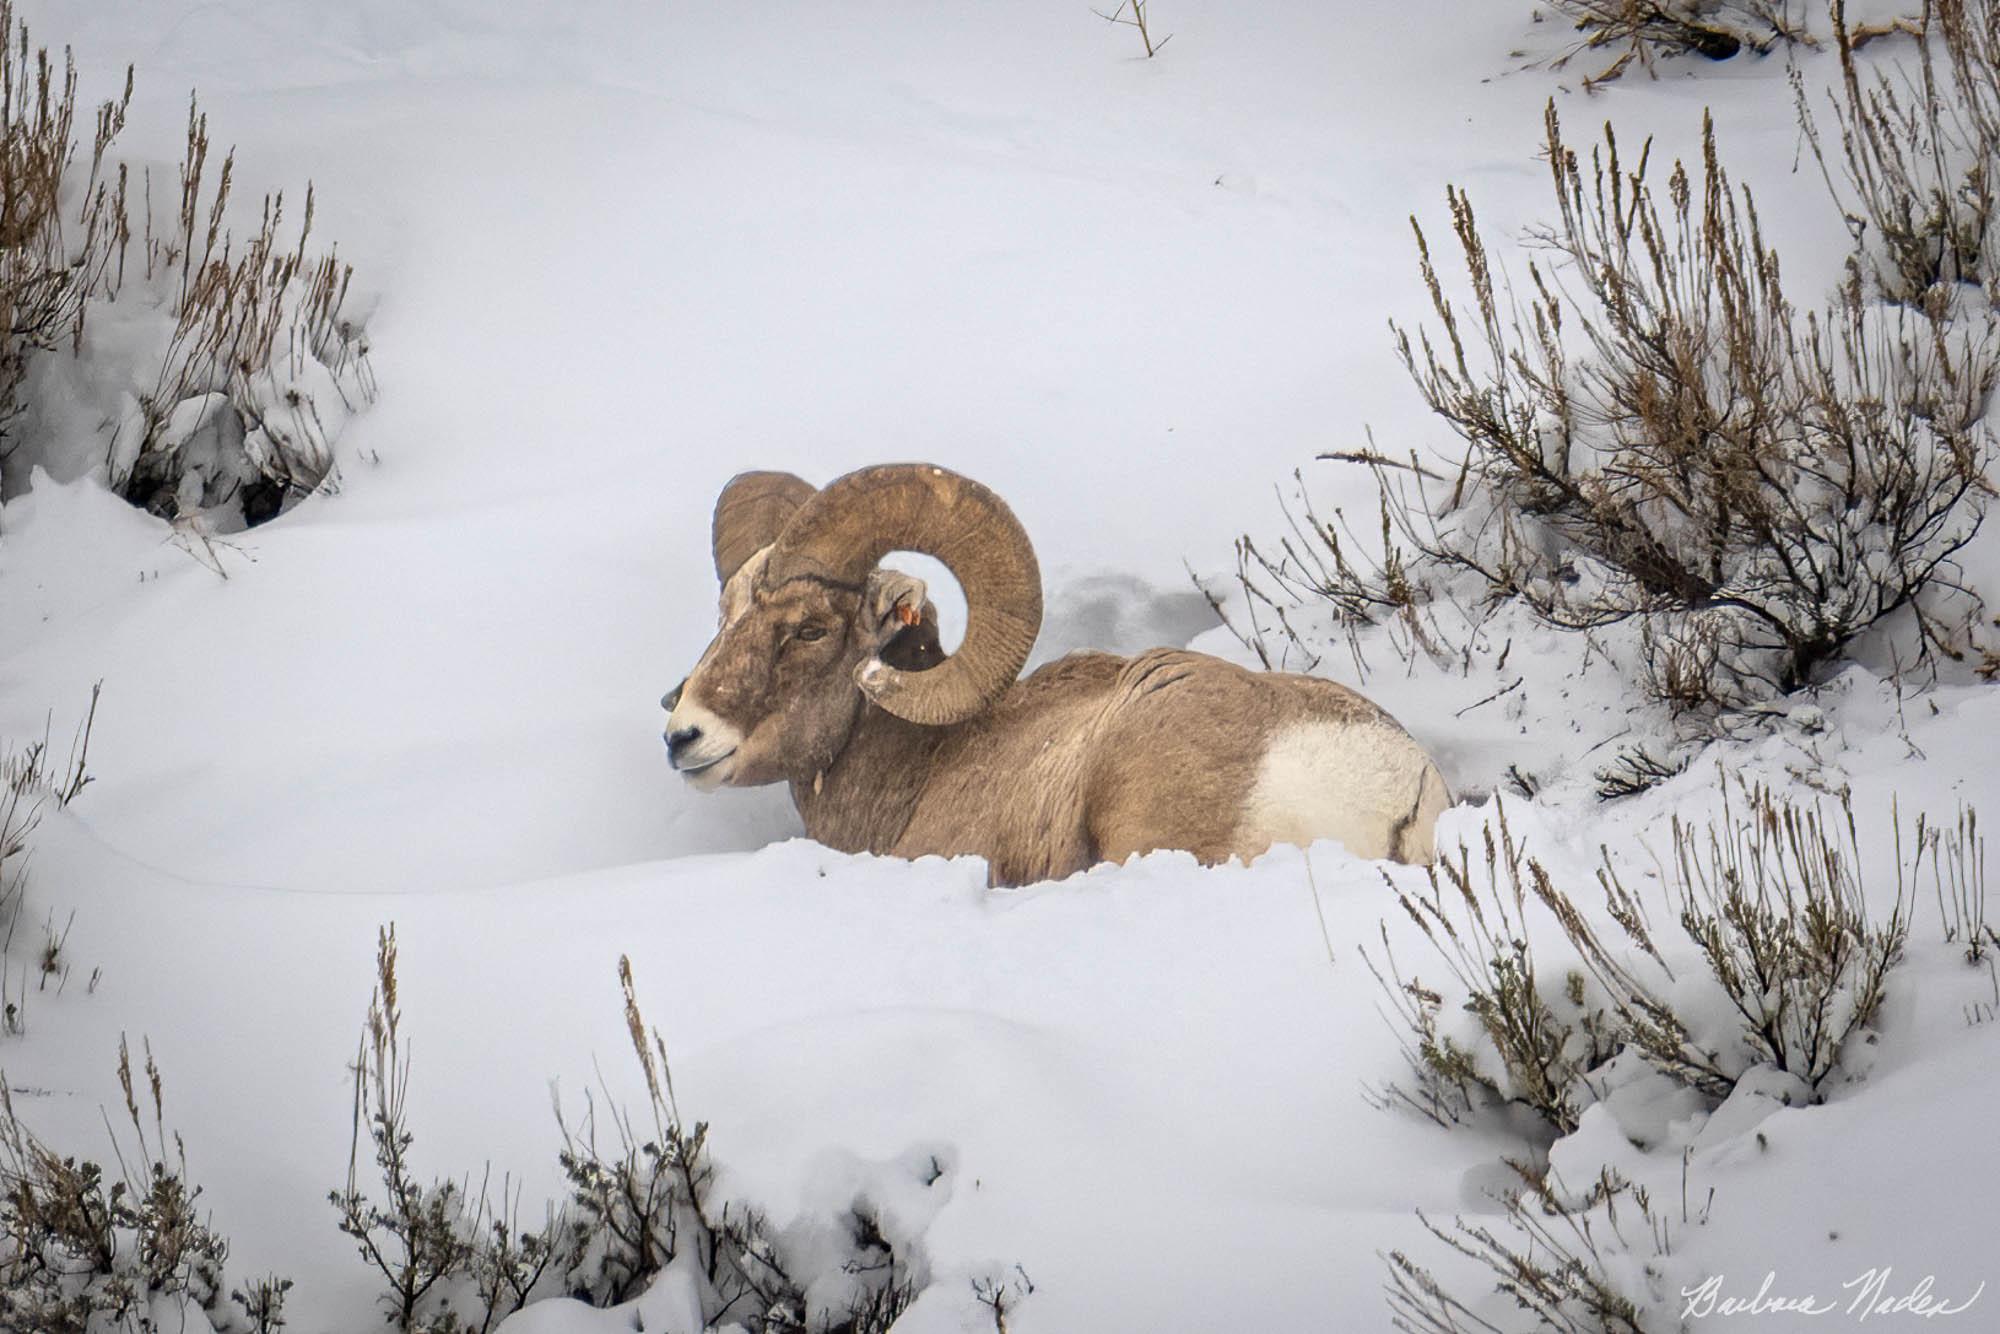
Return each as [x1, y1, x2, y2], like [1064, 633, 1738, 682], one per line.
[3, 2, 1997, 1331]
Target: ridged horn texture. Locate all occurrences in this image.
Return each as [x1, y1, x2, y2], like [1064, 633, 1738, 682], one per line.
[712, 471, 818, 583]
[766, 463, 1042, 727]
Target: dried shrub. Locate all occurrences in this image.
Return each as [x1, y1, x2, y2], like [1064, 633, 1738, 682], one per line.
[1374, 781, 1920, 1330]
[0, 2, 369, 530]
[1926, 804, 1992, 961]
[1562, 778, 1912, 1098]
[1371, 778, 1919, 1141]
[114, 98, 367, 525]
[1362, 801, 1614, 1135]
[330, 926, 491, 1332]
[1545, 0, 1814, 88]
[554, 955, 920, 1331]
[972, 1267, 1036, 1334]
[1385, 1163, 1664, 1334]
[1800, 0, 2000, 305]
[0, 0, 130, 453]
[333, 931, 927, 1333]
[1, 683, 99, 1036]
[0, 1036, 291, 1333]
[1243, 102, 1996, 712]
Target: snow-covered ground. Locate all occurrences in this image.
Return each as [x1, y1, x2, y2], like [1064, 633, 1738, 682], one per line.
[3, 2, 1997, 1330]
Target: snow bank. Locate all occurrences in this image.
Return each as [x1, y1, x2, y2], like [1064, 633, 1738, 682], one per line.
[2, 2, 1996, 1331]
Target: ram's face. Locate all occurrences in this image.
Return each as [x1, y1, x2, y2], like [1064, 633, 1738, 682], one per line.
[665, 463, 1039, 788]
[663, 549, 926, 789]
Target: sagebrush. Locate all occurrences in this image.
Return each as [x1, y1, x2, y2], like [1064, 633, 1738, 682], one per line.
[1241, 101, 1995, 715]
[1543, 0, 1814, 87]
[1362, 803, 1612, 1135]
[1, 683, 98, 1037]
[0, 0, 129, 451]
[1385, 1163, 1662, 1334]
[1800, 0, 2000, 305]
[0, 1036, 291, 1333]
[1371, 780, 1926, 1330]
[334, 928, 927, 1333]
[1369, 780, 1918, 1136]
[0, 1, 369, 529]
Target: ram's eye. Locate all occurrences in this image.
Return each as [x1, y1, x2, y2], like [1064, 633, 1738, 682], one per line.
[794, 624, 828, 643]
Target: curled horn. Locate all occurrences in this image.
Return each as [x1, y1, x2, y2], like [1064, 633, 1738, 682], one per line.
[712, 470, 817, 583]
[765, 464, 1041, 726]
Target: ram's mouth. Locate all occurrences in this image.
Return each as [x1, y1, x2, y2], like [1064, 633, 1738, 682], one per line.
[676, 749, 737, 788]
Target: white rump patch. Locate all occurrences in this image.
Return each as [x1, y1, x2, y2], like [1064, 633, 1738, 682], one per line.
[1237, 721, 1432, 862]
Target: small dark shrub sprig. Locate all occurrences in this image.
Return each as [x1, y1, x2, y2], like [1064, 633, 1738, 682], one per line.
[329, 925, 481, 1332]
[2, 683, 101, 1036]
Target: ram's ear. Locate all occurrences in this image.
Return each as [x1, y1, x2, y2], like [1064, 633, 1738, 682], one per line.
[863, 569, 930, 646]
[863, 569, 945, 672]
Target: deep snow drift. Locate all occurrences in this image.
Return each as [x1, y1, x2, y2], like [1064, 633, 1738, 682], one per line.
[2, 2, 1997, 1331]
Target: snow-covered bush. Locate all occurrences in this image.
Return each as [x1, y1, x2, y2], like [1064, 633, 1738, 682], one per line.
[1560, 778, 1910, 1098]
[1363, 801, 1613, 1136]
[333, 934, 929, 1334]
[1372, 780, 1915, 1138]
[0, 1036, 292, 1334]
[1244, 103, 1996, 718]
[0, 2, 369, 532]
[1543, 0, 1812, 86]
[1373, 782, 1928, 1330]
[1801, 0, 2000, 306]
[549, 956, 924, 1331]
[332, 928, 496, 1332]
[0, 1, 130, 462]
[105, 103, 367, 527]
[1385, 1162, 1657, 1334]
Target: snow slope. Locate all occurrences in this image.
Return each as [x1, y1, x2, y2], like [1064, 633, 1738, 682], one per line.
[2, 1, 1997, 1330]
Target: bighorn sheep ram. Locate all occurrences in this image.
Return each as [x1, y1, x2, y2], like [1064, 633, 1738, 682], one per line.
[663, 464, 1450, 887]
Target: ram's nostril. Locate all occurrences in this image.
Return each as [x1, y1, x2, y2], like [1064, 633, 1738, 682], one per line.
[665, 725, 703, 765]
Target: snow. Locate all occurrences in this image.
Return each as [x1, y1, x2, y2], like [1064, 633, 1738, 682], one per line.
[2, 2, 1998, 1331]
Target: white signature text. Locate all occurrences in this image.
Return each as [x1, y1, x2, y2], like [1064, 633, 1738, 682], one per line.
[1682, 1270, 1985, 1321]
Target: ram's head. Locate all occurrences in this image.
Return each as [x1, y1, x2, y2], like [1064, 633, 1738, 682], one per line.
[662, 464, 1043, 789]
